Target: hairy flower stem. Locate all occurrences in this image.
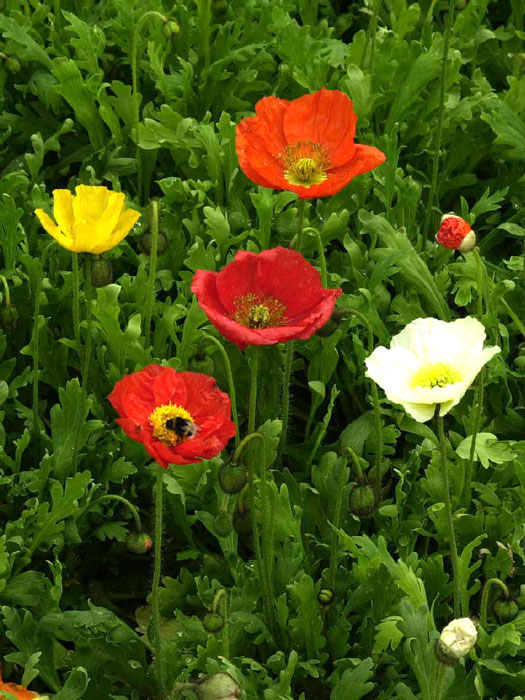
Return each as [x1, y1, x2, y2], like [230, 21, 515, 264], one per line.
[368, 0, 382, 95]
[195, 0, 212, 69]
[152, 466, 166, 699]
[131, 11, 167, 204]
[463, 247, 486, 508]
[480, 577, 509, 629]
[32, 242, 55, 438]
[0, 275, 10, 307]
[144, 200, 159, 348]
[303, 227, 327, 286]
[82, 254, 93, 394]
[72, 252, 81, 353]
[347, 308, 383, 506]
[212, 589, 230, 659]
[434, 661, 449, 700]
[235, 433, 276, 638]
[248, 346, 259, 433]
[202, 334, 239, 445]
[328, 449, 352, 589]
[90, 495, 142, 532]
[437, 412, 461, 618]
[421, 0, 456, 247]
[294, 200, 306, 253]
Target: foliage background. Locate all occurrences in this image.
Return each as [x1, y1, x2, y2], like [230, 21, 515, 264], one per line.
[0, 0, 524, 698]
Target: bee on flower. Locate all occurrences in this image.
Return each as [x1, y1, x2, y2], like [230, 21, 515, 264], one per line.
[436, 213, 476, 252]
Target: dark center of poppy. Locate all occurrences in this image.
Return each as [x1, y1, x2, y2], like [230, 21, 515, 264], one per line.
[280, 141, 330, 187]
[149, 404, 197, 446]
[232, 293, 287, 329]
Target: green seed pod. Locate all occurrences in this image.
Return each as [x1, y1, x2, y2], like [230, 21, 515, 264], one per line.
[317, 587, 334, 606]
[162, 19, 181, 38]
[494, 597, 519, 624]
[202, 612, 224, 633]
[88, 256, 113, 287]
[213, 511, 233, 538]
[189, 351, 215, 376]
[233, 505, 251, 538]
[228, 211, 245, 234]
[5, 56, 21, 73]
[349, 483, 375, 518]
[1, 305, 19, 329]
[515, 356, 525, 372]
[126, 533, 153, 554]
[219, 462, 247, 495]
[140, 230, 168, 256]
[197, 673, 240, 700]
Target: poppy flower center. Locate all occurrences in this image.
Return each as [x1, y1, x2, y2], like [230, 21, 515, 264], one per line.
[149, 404, 197, 446]
[280, 141, 330, 187]
[410, 363, 462, 389]
[232, 293, 287, 329]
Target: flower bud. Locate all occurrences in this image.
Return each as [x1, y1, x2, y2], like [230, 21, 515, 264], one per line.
[87, 256, 113, 287]
[197, 673, 240, 700]
[213, 511, 233, 538]
[5, 56, 21, 73]
[436, 214, 476, 252]
[140, 230, 168, 256]
[233, 505, 252, 538]
[494, 597, 519, 623]
[189, 351, 215, 376]
[228, 211, 245, 234]
[1, 305, 19, 329]
[317, 587, 334, 606]
[162, 19, 181, 38]
[202, 612, 224, 633]
[436, 617, 478, 663]
[349, 483, 375, 518]
[126, 532, 153, 554]
[219, 461, 247, 495]
[316, 308, 344, 338]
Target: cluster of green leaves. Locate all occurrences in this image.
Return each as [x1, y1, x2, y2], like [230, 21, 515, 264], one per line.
[0, 0, 525, 698]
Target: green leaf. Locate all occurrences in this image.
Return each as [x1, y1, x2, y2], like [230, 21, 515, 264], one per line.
[330, 658, 374, 700]
[456, 433, 516, 468]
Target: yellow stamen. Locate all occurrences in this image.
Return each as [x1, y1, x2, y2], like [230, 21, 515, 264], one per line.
[232, 293, 287, 329]
[280, 141, 330, 187]
[410, 363, 462, 389]
[149, 404, 195, 446]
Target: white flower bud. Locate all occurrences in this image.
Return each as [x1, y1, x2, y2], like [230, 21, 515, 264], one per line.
[437, 617, 478, 663]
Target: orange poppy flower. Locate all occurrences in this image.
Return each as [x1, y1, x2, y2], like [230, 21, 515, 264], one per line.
[0, 664, 39, 699]
[235, 88, 385, 199]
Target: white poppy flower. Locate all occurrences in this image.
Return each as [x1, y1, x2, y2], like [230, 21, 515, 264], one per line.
[365, 317, 500, 423]
[437, 617, 478, 660]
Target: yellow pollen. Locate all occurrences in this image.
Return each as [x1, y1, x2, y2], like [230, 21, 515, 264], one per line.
[280, 141, 330, 187]
[232, 293, 287, 329]
[410, 363, 462, 389]
[149, 404, 195, 446]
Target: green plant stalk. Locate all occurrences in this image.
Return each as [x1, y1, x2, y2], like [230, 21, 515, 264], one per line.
[248, 346, 259, 433]
[144, 200, 160, 348]
[437, 412, 461, 618]
[236, 432, 276, 638]
[202, 333, 240, 445]
[368, 0, 382, 95]
[328, 449, 352, 589]
[54, 0, 61, 33]
[421, 0, 456, 247]
[294, 200, 306, 253]
[152, 466, 166, 699]
[72, 252, 81, 353]
[195, 0, 212, 69]
[0, 275, 11, 306]
[90, 495, 142, 532]
[212, 588, 230, 659]
[82, 254, 93, 393]
[131, 11, 167, 204]
[32, 242, 55, 438]
[434, 660, 449, 700]
[347, 308, 383, 506]
[480, 577, 509, 629]
[303, 227, 327, 287]
[277, 340, 294, 462]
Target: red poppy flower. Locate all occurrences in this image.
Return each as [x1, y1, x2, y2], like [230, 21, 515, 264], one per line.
[0, 664, 39, 700]
[109, 366, 236, 468]
[235, 88, 385, 199]
[436, 213, 476, 252]
[191, 246, 342, 350]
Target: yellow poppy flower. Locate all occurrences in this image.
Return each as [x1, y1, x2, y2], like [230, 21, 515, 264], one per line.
[34, 185, 141, 254]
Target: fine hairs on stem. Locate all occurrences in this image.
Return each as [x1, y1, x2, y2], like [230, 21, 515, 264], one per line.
[152, 466, 167, 699]
[202, 333, 240, 445]
[144, 200, 160, 348]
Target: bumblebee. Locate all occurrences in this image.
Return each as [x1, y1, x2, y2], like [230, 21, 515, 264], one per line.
[165, 416, 197, 440]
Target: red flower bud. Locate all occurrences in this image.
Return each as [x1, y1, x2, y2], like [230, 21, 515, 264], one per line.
[436, 214, 476, 252]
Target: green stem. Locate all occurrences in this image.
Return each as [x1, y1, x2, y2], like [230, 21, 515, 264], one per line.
[131, 11, 167, 204]
[434, 661, 448, 700]
[248, 346, 259, 433]
[421, 0, 456, 247]
[437, 412, 461, 618]
[32, 242, 55, 438]
[463, 370, 484, 509]
[82, 254, 93, 393]
[54, 0, 61, 33]
[144, 200, 159, 348]
[0, 275, 11, 306]
[480, 577, 509, 629]
[213, 588, 230, 659]
[368, 0, 381, 95]
[152, 466, 166, 699]
[277, 340, 294, 462]
[202, 334, 239, 445]
[328, 449, 351, 589]
[294, 200, 306, 252]
[347, 308, 383, 505]
[72, 252, 81, 354]
[473, 247, 484, 318]
[196, 0, 212, 69]
[303, 227, 327, 287]
[90, 495, 142, 532]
